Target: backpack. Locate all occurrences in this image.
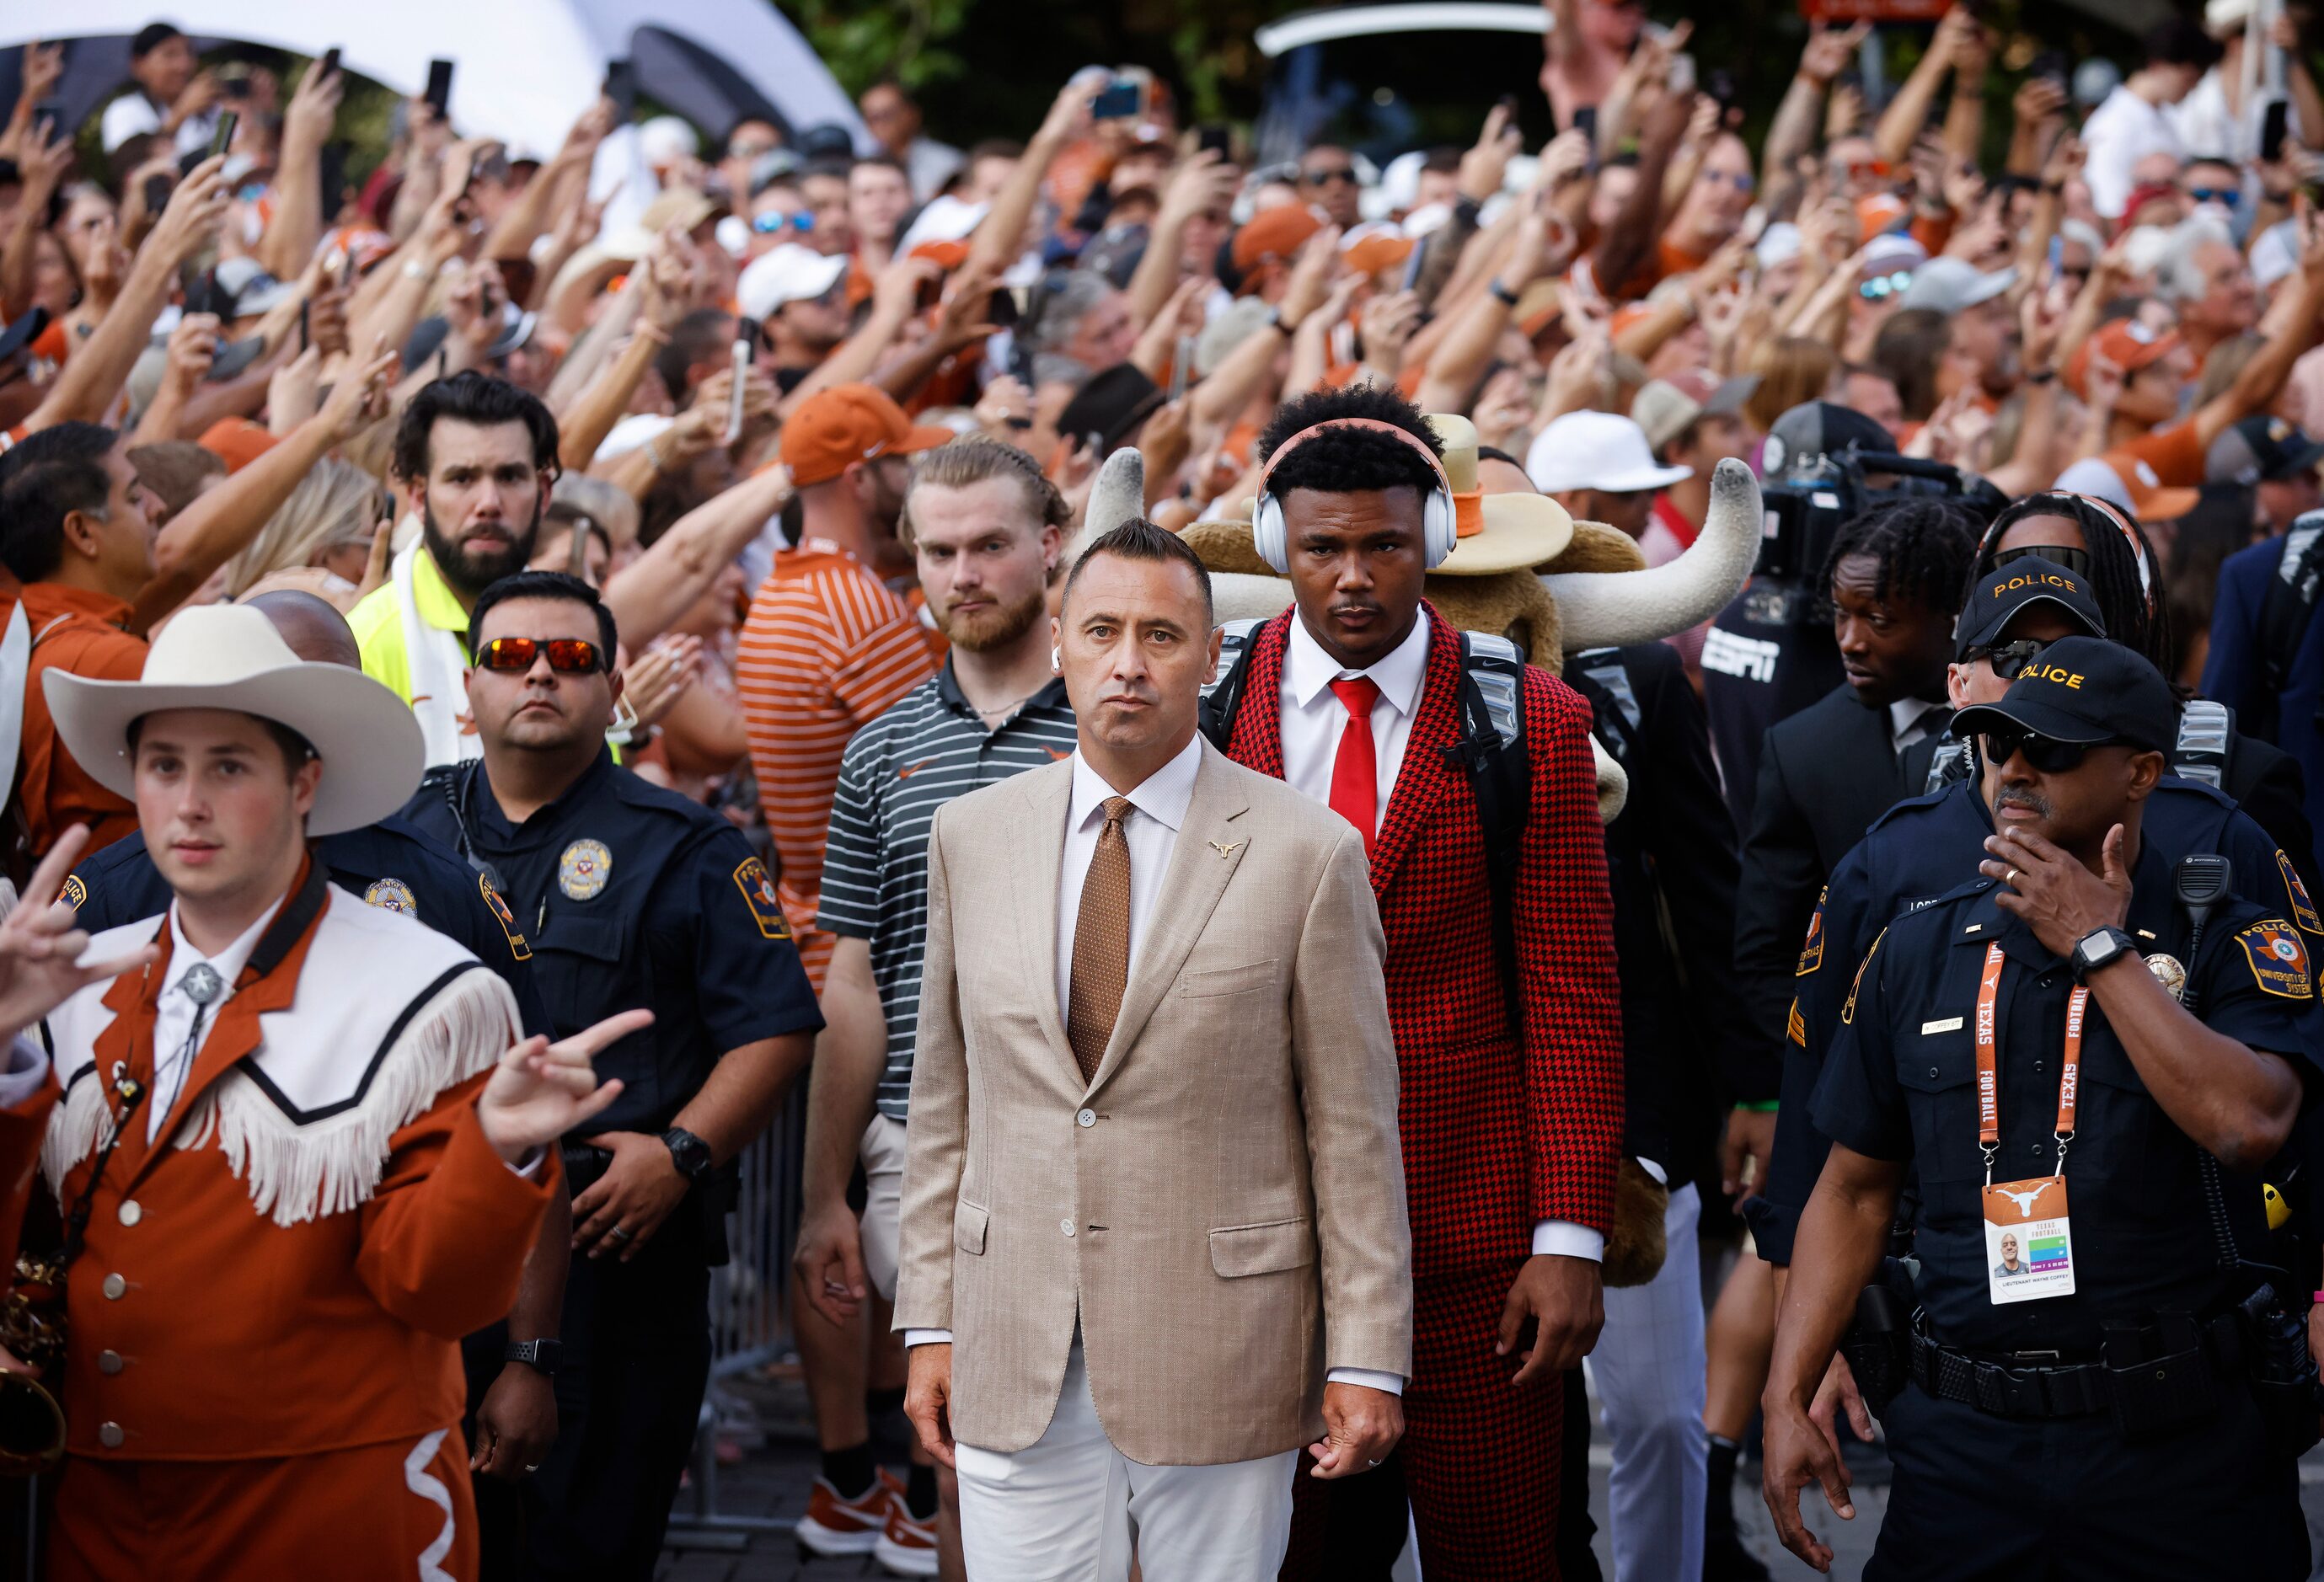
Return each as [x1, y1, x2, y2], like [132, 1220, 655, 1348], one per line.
[1199, 618, 1532, 1027]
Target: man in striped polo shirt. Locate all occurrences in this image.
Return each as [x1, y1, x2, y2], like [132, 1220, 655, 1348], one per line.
[735, 384, 950, 992]
[791, 438, 1075, 1576]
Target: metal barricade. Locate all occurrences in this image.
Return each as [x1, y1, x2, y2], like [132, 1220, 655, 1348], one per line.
[665, 1082, 808, 1545]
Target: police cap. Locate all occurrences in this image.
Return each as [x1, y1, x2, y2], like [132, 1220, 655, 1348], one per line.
[1952, 560, 2107, 660]
[1950, 635, 2177, 756]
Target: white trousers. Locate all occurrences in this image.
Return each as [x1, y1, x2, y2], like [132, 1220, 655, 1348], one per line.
[952, 1343, 1298, 1580]
[1588, 1181, 1707, 1582]
[858, 1113, 908, 1302]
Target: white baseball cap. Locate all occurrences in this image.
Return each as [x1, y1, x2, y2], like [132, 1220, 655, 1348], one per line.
[1898, 257, 2016, 314]
[1527, 411, 1693, 494]
[737, 244, 849, 323]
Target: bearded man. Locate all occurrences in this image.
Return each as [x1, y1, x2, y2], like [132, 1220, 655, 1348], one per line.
[351, 371, 561, 766]
[784, 436, 1075, 1575]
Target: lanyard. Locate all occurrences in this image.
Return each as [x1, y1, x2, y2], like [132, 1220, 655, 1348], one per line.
[1973, 940, 2085, 1184]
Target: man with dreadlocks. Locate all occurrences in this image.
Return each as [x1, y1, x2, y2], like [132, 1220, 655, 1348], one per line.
[1940, 492, 2319, 901]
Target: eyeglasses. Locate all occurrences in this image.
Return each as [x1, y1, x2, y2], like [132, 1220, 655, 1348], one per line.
[1303, 166, 1357, 187]
[1859, 270, 1914, 302]
[476, 637, 608, 674]
[1992, 544, 2092, 576]
[1704, 169, 1756, 194]
[1977, 638, 2054, 681]
[752, 211, 815, 234]
[2184, 185, 2243, 207]
[1981, 729, 2123, 774]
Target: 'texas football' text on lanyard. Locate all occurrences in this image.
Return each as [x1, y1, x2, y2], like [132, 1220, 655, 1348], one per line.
[1976, 941, 2081, 1304]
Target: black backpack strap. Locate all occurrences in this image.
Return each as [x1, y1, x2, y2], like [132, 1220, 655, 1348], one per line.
[1447, 632, 1531, 1035]
[2259, 516, 2324, 703]
[1571, 648, 1639, 766]
[1198, 617, 1266, 751]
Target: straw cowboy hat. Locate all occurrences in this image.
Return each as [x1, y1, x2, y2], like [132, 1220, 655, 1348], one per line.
[1424, 414, 1574, 576]
[46, 604, 426, 836]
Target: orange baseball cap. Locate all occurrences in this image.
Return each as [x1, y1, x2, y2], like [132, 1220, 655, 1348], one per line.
[1855, 193, 1909, 243]
[1341, 222, 1414, 278]
[1231, 204, 1323, 280]
[779, 384, 954, 487]
[2101, 452, 2201, 524]
[2064, 319, 2181, 401]
[198, 418, 279, 474]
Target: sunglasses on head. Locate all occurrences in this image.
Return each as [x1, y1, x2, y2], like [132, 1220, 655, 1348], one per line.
[1859, 269, 1914, 302]
[476, 637, 607, 675]
[1981, 729, 2129, 774]
[1992, 543, 2092, 577]
[1303, 166, 1357, 186]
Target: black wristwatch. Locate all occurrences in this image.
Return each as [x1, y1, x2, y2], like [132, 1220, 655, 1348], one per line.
[505, 1338, 562, 1376]
[661, 1127, 714, 1181]
[2069, 926, 2138, 983]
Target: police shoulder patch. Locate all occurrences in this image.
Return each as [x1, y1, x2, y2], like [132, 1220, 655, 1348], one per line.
[732, 856, 791, 942]
[362, 877, 418, 917]
[1841, 926, 1887, 1027]
[58, 874, 86, 911]
[479, 872, 533, 961]
[2234, 919, 2313, 1000]
[1796, 888, 1828, 976]
[2277, 850, 2322, 937]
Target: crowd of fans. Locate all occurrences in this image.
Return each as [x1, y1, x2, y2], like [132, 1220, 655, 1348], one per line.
[6, 2, 2324, 1574]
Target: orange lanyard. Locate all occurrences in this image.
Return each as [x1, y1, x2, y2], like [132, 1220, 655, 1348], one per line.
[1973, 940, 2085, 1183]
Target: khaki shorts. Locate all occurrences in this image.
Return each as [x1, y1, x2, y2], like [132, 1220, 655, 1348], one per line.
[858, 1113, 908, 1302]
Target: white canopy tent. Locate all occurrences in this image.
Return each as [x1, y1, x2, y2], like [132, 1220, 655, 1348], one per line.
[0, 0, 867, 156]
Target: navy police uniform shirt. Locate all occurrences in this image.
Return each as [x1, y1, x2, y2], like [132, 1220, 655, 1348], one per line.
[399, 750, 822, 1136]
[1751, 773, 2324, 1264]
[62, 815, 556, 1040]
[1810, 843, 2321, 1357]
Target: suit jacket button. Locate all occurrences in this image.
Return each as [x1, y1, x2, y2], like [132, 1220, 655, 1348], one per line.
[1076, 1109, 1095, 1128]
[101, 1274, 126, 1301]
[97, 1350, 122, 1376]
[117, 1200, 141, 1227]
[1060, 1219, 1075, 1238]
[97, 1423, 124, 1449]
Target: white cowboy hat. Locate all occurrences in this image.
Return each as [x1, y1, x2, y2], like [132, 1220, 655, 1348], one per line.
[45, 604, 425, 836]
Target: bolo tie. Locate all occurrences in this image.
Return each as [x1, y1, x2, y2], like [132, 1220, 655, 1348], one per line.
[154, 962, 226, 1123]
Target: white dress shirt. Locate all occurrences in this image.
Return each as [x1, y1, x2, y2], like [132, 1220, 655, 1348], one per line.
[1888, 697, 1949, 756]
[149, 898, 281, 1142]
[914, 733, 1401, 1392]
[1276, 615, 1604, 1268]
[1278, 614, 1428, 836]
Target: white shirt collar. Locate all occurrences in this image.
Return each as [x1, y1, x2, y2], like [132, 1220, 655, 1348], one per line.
[1888, 697, 1946, 741]
[164, 893, 288, 1002]
[1285, 611, 1430, 718]
[1069, 734, 1204, 835]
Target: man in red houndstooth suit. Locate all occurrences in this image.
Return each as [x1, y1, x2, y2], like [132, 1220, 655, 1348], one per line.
[1219, 384, 1623, 1580]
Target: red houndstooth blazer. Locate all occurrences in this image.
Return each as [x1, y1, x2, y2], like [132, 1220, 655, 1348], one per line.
[1225, 604, 1623, 1278]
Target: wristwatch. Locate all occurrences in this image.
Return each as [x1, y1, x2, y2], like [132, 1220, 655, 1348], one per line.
[2069, 925, 2138, 983]
[661, 1126, 714, 1181]
[505, 1338, 562, 1376]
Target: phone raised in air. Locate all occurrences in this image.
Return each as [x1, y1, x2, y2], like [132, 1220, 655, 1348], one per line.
[2264, 99, 2293, 164]
[1091, 78, 1142, 120]
[210, 110, 239, 159]
[424, 59, 454, 120]
[603, 59, 638, 119]
[1197, 123, 1233, 160]
[319, 46, 341, 80]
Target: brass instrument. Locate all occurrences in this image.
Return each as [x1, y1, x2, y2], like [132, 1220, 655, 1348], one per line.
[0, 1251, 67, 1474]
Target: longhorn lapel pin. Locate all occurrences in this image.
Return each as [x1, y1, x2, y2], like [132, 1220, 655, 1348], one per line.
[1208, 840, 1242, 859]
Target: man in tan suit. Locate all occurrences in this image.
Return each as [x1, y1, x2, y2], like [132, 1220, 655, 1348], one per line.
[897, 520, 1412, 1578]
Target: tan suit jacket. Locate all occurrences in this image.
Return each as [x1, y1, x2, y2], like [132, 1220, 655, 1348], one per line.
[896, 740, 1411, 1466]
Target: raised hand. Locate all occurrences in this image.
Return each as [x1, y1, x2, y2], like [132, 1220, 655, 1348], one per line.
[0, 828, 158, 1041]
[477, 1008, 651, 1162]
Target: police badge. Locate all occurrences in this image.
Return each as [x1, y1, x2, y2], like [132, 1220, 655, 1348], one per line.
[559, 839, 612, 901]
[2143, 953, 2186, 1002]
[362, 878, 419, 917]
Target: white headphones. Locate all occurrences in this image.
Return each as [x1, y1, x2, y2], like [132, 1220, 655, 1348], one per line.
[1252, 419, 1460, 574]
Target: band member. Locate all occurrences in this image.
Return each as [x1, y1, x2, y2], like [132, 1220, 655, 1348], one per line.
[0, 602, 636, 1579]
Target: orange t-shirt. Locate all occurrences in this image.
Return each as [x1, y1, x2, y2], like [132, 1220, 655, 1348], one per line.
[15, 581, 147, 860]
[733, 540, 940, 991]
[2119, 419, 2205, 489]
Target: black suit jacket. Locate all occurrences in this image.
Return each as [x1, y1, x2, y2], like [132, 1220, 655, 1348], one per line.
[1734, 684, 1934, 1086]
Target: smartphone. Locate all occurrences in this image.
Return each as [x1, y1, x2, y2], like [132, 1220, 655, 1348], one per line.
[1668, 52, 1696, 97]
[30, 99, 62, 136]
[319, 46, 341, 80]
[298, 299, 310, 351]
[220, 73, 251, 102]
[142, 173, 174, 215]
[1706, 68, 1738, 113]
[2265, 99, 2292, 164]
[603, 59, 637, 119]
[206, 336, 267, 382]
[424, 58, 454, 120]
[1572, 104, 1598, 143]
[317, 139, 346, 221]
[1092, 78, 1142, 120]
[1168, 334, 1193, 402]
[725, 337, 751, 443]
[211, 110, 239, 159]
[1197, 123, 1233, 160]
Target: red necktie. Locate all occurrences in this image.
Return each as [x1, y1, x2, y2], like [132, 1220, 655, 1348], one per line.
[1328, 676, 1382, 853]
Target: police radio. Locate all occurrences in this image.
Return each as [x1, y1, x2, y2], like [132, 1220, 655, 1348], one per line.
[1755, 448, 2008, 589]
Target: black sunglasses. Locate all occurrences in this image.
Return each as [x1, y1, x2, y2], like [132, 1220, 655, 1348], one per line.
[1992, 544, 2092, 577]
[1980, 729, 2128, 774]
[1303, 166, 1357, 185]
[1978, 638, 2053, 681]
[476, 637, 608, 674]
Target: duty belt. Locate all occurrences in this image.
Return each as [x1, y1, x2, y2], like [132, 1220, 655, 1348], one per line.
[1906, 1310, 2245, 1419]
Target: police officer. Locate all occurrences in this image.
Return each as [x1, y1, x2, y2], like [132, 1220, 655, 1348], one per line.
[399, 570, 821, 1580]
[1757, 568, 2324, 1269]
[1764, 639, 2321, 1579]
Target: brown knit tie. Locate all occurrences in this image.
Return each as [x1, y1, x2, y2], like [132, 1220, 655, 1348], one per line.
[1068, 796, 1135, 1083]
